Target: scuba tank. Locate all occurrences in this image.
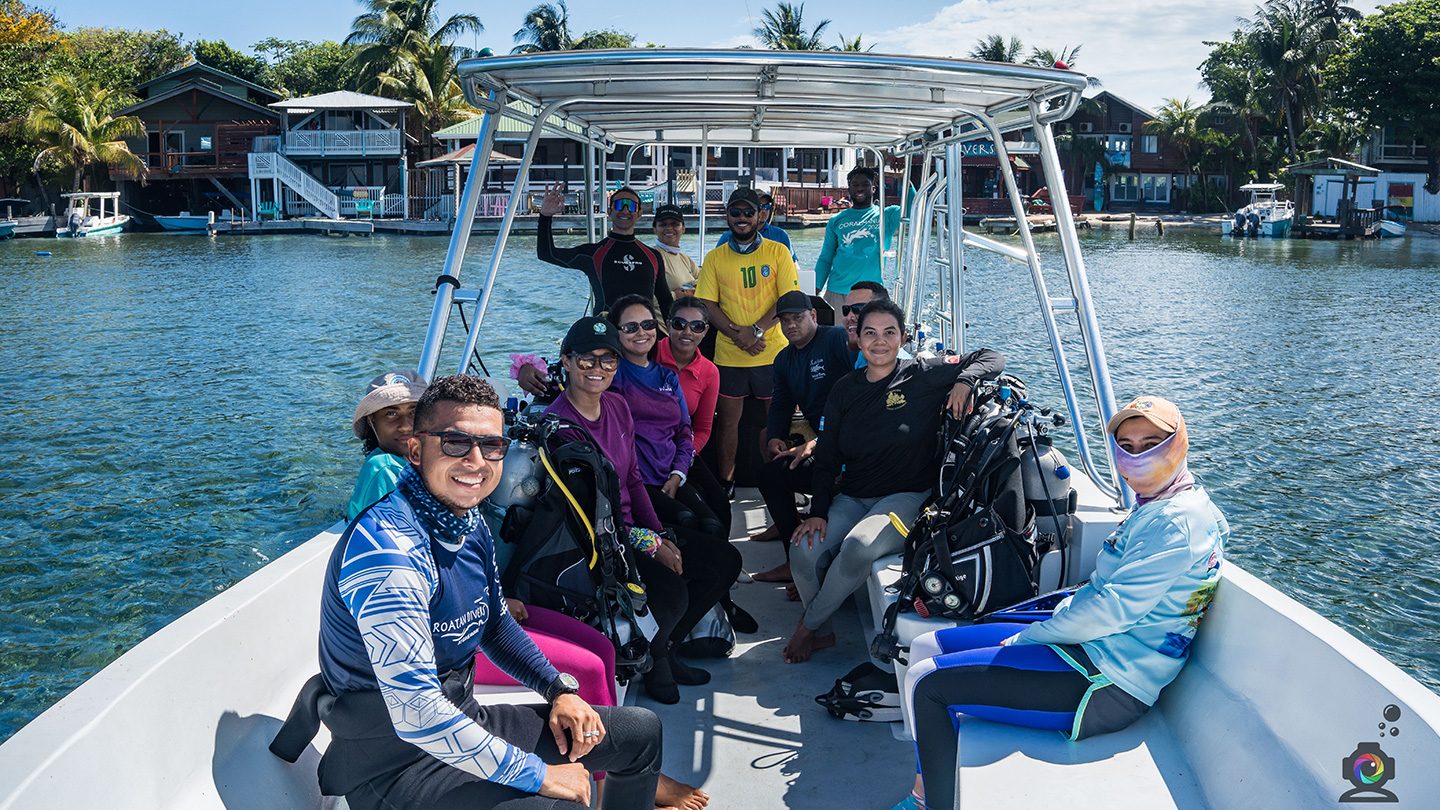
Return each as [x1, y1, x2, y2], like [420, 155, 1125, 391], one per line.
[1017, 427, 1076, 558]
[491, 406, 543, 510]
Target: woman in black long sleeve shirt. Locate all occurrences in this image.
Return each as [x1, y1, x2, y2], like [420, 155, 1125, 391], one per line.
[783, 299, 1005, 663]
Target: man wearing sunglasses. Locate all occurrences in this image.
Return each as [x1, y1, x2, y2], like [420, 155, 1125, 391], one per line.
[538, 184, 673, 317]
[696, 187, 802, 491]
[315, 375, 664, 809]
[715, 191, 796, 264]
[815, 167, 902, 313]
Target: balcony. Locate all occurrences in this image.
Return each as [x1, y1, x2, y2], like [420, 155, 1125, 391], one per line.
[282, 129, 402, 157]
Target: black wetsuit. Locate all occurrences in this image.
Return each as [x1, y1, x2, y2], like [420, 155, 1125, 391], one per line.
[536, 215, 673, 316]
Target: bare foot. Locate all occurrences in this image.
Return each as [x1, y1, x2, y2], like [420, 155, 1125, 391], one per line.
[753, 562, 792, 583]
[785, 583, 799, 601]
[748, 525, 782, 542]
[782, 621, 836, 663]
[656, 774, 710, 809]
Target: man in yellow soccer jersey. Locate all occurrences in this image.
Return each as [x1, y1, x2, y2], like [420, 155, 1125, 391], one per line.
[696, 188, 801, 492]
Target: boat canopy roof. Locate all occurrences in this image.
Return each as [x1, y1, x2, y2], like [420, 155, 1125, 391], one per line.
[1238, 183, 1286, 192]
[455, 49, 1090, 151]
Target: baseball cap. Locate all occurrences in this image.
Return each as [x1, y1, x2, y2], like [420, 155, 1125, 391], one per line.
[726, 188, 761, 209]
[775, 290, 814, 315]
[653, 204, 684, 224]
[352, 370, 428, 438]
[561, 316, 623, 356]
[1106, 396, 1184, 436]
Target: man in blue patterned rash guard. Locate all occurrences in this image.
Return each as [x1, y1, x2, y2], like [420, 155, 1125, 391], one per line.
[316, 374, 663, 809]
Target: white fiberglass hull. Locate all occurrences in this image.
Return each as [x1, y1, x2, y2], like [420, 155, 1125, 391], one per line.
[2, 492, 1439, 809]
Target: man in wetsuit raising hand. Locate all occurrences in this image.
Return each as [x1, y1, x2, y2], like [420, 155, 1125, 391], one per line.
[537, 184, 673, 317]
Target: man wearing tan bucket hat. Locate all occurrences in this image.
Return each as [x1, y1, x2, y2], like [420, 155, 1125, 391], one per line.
[346, 370, 428, 520]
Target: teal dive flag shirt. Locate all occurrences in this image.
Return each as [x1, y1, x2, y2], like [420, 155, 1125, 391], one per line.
[814, 204, 901, 295]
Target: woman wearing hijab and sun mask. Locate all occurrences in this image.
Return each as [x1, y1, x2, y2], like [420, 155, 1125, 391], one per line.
[891, 396, 1229, 810]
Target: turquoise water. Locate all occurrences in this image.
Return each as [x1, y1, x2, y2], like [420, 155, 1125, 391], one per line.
[1, 226, 1438, 741]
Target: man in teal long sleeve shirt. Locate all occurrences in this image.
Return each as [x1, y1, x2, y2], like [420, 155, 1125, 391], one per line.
[814, 167, 900, 312]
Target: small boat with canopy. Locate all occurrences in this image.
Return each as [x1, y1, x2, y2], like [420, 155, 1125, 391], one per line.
[1, 50, 1437, 809]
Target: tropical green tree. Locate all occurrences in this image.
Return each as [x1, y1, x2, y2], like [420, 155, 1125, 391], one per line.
[753, 2, 831, 50]
[16, 74, 145, 191]
[1327, 0, 1440, 192]
[968, 34, 1023, 63]
[373, 35, 472, 144]
[255, 38, 361, 96]
[191, 39, 270, 86]
[0, 0, 63, 193]
[1146, 98, 1203, 186]
[511, 2, 636, 52]
[512, 1, 572, 53]
[52, 27, 187, 92]
[345, 0, 482, 92]
[834, 33, 874, 52]
[1027, 44, 1081, 68]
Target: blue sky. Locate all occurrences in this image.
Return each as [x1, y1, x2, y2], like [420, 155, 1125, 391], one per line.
[56, 0, 1384, 111]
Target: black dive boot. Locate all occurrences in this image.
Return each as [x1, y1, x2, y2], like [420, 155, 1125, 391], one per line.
[668, 644, 712, 686]
[643, 654, 680, 704]
[722, 596, 759, 634]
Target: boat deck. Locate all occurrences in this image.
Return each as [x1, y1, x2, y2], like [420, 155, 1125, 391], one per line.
[639, 489, 916, 808]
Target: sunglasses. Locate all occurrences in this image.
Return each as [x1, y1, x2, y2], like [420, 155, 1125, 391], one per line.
[415, 431, 511, 460]
[669, 317, 709, 334]
[760, 203, 774, 211]
[727, 207, 758, 218]
[842, 303, 870, 317]
[612, 198, 639, 213]
[617, 319, 658, 334]
[570, 352, 619, 371]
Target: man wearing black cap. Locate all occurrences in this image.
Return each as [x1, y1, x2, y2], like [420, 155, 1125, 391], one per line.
[650, 204, 700, 300]
[716, 191, 796, 264]
[696, 187, 802, 491]
[750, 291, 855, 581]
[538, 184, 673, 316]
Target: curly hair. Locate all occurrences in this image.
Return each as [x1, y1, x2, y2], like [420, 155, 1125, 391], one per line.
[414, 374, 501, 432]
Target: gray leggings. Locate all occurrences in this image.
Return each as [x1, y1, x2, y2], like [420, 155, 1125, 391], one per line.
[791, 491, 928, 634]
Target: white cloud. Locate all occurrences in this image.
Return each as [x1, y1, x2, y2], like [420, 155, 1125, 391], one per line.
[871, 0, 1384, 112]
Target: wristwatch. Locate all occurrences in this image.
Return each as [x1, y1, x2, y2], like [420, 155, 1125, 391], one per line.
[544, 672, 581, 703]
[751, 324, 765, 339]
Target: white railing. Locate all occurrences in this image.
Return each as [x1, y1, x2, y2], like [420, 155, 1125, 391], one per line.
[249, 152, 339, 219]
[283, 129, 402, 156]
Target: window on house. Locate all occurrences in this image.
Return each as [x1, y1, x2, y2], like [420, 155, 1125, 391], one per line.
[1112, 174, 1140, 202]
[1140, 134, 1159, 154]
[1141, 174, 1170, 203]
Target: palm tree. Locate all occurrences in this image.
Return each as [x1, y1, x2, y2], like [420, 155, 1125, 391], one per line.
[374, 36, 473, 143]
[1146, 98, 1204, 188]
[16, 74, 145, 192]
[753, 2, 832, 50]
[834, 33, 874, 53]
[345, 0, 482, 92]
[1027, 44, 1081, 68]
[512, 1, 573, 53]
[969, 34, 1023, 63]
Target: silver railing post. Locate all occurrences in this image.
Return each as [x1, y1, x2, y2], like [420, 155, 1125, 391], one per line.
[454, 99, 567, 374]
[697, 126, 708, 255]
[980, 113, 1117, 500]
[417, 87, 504, 382]
[1030, 103, 1128, 503]
[944, 141, 966, 355]
[584, 142, 598, 242]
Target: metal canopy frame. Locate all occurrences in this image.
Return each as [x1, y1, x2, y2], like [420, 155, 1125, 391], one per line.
[417, 49, 1127, 501]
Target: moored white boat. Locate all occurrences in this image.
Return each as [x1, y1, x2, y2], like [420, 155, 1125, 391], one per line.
[2, 50, 1438, 809]
[1221, 182, 1294, 238]
[55, 191, 129, 237]
[1379, 219, 1407, 238]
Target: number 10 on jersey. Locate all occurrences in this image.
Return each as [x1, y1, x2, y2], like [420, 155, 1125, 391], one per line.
[740, 265, 758, 288]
